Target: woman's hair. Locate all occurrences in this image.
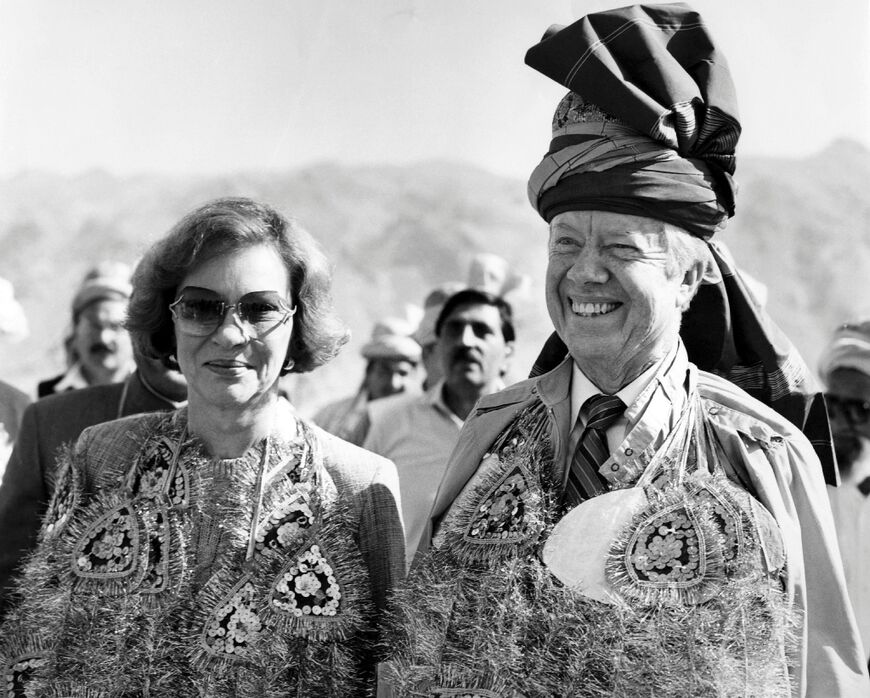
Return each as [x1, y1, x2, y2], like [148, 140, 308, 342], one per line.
[127, 197, 348, 374]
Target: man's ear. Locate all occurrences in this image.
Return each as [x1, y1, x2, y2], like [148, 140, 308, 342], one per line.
[677, 260, 705, 309]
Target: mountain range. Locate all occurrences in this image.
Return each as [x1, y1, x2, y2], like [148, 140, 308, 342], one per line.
[1, 140, 868, 413]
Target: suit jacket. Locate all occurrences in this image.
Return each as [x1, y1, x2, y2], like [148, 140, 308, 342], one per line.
[421, 351, 868, 697]
[0, 371, 179, 616]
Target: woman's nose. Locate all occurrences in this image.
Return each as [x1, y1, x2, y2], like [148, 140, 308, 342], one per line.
[212, 309, 250, 345]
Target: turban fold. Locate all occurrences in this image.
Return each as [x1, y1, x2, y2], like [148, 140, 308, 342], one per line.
[526, 2, 739, 238]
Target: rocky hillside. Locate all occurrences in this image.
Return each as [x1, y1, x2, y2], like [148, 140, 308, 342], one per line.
[1, 141, 867, 412]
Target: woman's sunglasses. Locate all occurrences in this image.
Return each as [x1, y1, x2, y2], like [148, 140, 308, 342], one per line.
[170, 287, 295, 337]
[826, 393, 870, 427]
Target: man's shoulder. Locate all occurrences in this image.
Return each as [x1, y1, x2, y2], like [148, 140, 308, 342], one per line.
[314, 394, 356, 421]
[35, 381, 125, 409]
[30, 382, 125, 425]
[469, 377, 537, 415]
[76, 411, 171, 448]
[367, 390, 429, 424]
[697, 369, 806, 445]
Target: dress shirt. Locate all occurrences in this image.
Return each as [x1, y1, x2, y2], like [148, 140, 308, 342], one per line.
[364, 381, 464, 568]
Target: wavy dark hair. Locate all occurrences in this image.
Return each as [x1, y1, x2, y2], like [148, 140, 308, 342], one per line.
[126, 197, 348, 374]
[434, 288, 516, 343]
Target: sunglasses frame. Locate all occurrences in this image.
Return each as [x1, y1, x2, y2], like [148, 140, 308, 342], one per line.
[169, 289, 296, 337]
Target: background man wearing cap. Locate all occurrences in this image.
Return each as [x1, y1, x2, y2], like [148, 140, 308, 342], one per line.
[314, 316, 421, 446]
[37, 261, 135, 397]
[364, 288, 514, 568]
[415, 256, 528, 391]
[384, 6, 866, 696]
[0, 344, 187, 619]
[820, 320, 870, 666]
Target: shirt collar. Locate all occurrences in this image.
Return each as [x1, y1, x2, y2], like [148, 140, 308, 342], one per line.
[53, 363, 92, 393]
[570, 347, 673, 426]
[427, 380, 463, 425]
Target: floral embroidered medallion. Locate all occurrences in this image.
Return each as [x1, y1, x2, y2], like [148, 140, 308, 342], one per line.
[465, 464, 534, 544]
[137, 506, 172, 595]
[131, 435, 189, 507]
[255, 487, 315, 556]
[626, 503, 707, 586]
[692, 484, 744, 565]
[71, 501, 141, 583]
[201, 576, 262, 662]
[270, 543, 342, 620]
[2, 652, 48, 697]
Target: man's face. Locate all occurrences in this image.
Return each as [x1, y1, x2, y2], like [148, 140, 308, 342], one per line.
[438, 302, 510, 393]
[72, 297, 133, 384]
[826, 367, 870, 471]
[546, 210, 698, 380]
[365, 358, 418, 400]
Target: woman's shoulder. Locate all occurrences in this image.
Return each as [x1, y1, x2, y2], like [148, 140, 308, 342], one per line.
[78, 410, 176, 446]
[74, 410, 179, 483]
[305, 419, 396, 489]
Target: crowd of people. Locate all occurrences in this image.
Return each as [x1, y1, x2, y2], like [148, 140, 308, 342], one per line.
[0, 4, 868, 697]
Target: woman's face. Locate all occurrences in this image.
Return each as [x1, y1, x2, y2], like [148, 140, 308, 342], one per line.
[172, 244, 295, 413]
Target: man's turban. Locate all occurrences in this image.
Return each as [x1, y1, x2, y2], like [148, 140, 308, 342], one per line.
[526, 2, 739, 239]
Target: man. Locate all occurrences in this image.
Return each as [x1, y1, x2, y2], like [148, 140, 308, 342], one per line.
[385, 6, 866, 696]
[314, 317, 421, 445]
[0, 346, 187, 617]
[37, 261, 135, 397]
[820, 320, 870, 665]
[415, 256, 527, 391]
[364, 288, 514, 567]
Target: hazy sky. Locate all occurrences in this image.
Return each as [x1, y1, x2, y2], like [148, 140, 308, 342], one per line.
[1, 0, 868, 179]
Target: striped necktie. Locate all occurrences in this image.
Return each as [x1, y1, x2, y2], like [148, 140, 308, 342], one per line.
[564, 394, 625, 507]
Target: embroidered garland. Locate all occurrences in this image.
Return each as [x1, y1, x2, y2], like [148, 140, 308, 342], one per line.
[386, 396, 796, 697]
[1, 413, 380, 697]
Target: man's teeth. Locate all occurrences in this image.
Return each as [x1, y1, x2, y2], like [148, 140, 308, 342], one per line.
[572, 301, 619, 316]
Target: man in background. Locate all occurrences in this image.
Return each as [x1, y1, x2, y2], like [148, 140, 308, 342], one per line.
[314, 317, 421, 446]
[364, 288, 514, 567]
[820, 320, 870, 666]
[37, 261, 135, 397]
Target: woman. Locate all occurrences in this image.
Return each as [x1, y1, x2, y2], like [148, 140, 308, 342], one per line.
[0, 197, 405, 696]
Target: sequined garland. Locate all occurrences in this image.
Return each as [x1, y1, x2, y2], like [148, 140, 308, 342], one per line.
[386, 397, 796, 697]
[0, 413, 378, 697]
